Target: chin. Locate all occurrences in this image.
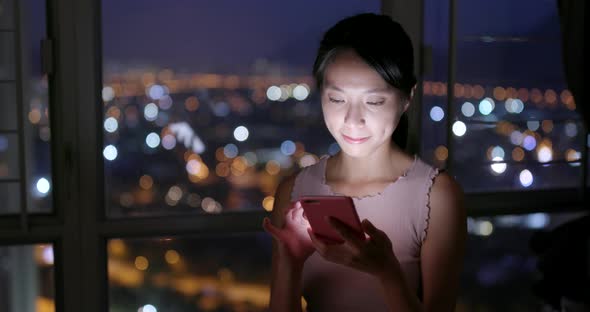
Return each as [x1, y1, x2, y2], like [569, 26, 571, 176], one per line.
[337, 144, 375, 158]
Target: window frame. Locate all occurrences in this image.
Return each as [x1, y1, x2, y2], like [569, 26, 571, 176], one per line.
[0, 0, 587, 311]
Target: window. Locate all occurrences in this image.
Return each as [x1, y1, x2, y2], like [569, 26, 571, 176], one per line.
[108, 234, 271, 311]
[420, 0, 589, 310]
[101, 0, 381, 309]
[101, 0, 380, 217]
[0, 1, 586, 311]
[421, 0, 586, 194]
[0, 0, 52, 215]
[0, 244, 55, 312]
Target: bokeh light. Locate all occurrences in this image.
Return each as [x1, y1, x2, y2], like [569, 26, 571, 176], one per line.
[146, 133, 161, 148]
[519, 169, 534, 187]
[103, 145, 118, 161]
[452, 121, 467, 137]
[461, 102, 475, 117]
[429, 106, 444, 122]
[233, 126, 249, 142]
[104, 117, 119, 133]
[36, 178, 51, 194]
[478, 97, 495, 115]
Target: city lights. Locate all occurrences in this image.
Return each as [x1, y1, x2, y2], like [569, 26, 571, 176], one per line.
[292, 84, 310, 101]
[509, 131, 523, 145]
[148, 84, 165, 100]
[40, 245, 54, 265]
[102, 86, 115, 101]
[161, 134, 177, 150]
[527, 121, 540, 131]
[490, 146, 505, 159]
[452, 121, 467, 137]
[461, 101, 475, 117]
[564, 122, 578, 138]
[519, 169, 534, 187]
[280, 140, 296, 156]
[104, 117, 119, 133]
[478, 97, 495, 115]
[36, 178, 51, 194]
[524, 213, 549, 229]
[223, 143, 238, 158]
[429, 106, 444, 122]
[266, 86, 281, 101]
[103, 145, 118, 161]
[490, 157, 507, 175]
[537, 146, 553, 163]
[233, 126, 249, 142]
[144, 103, 159, 121]
[522, 135, 536, 151]
[146, 132, 161, 148]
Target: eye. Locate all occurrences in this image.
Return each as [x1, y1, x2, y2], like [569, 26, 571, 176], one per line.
[367, 101, 385, 106]
[329, 97, 344, 104]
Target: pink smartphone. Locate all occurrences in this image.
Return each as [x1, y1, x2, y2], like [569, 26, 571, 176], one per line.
[299, 195, 364, 244]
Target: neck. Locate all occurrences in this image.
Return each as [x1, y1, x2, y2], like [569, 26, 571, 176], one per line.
[328, 144, 412, 183]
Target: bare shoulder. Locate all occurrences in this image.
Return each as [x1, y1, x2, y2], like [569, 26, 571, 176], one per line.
[270, 173, 299, 226]
[430, 171, 464, 208]
[420, 170, 467, 311]
[424, 170, 466, 243]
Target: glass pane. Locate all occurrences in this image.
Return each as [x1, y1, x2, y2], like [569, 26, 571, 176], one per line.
[0, 32, 15, 80]
[0, 244, 55, 312]
[455, 162, 581, 193]
[0, 83, 17, 130]
[22, 0, 52, 213]
[421, 0, 450, 168]
[459, 211, 589, 311]
[108, 233, 271, 311]
[421, 0, 585, 192]
[0, 134, 19, 179]
[101, 0, 381, 217]
[0, 182, 20, 214]
[0, 0, 15, 30]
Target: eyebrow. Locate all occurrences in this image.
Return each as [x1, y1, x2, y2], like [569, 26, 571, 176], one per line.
[325, 84, 390, 94]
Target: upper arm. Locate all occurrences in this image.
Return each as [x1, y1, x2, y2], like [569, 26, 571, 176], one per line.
[420, 172, 467, 312]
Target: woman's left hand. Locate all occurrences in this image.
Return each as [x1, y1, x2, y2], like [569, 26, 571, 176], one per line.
[308, 217, 401, 279]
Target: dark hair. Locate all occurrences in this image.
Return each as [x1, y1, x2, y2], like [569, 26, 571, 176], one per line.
[312, 13, 416, 150]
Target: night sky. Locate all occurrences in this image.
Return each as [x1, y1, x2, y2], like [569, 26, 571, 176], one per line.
[101, 0, 566, 88]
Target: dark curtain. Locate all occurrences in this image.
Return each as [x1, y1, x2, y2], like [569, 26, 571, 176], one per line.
[557, 0, 586, 127]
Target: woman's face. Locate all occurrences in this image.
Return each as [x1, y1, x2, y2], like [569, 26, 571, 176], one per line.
[321, 50, 409, 158]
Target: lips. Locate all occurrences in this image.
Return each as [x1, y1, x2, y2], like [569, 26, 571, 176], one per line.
[342, 134, 370, 144]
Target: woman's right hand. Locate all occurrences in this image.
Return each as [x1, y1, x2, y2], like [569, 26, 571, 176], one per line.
[263, 201, 315, 266]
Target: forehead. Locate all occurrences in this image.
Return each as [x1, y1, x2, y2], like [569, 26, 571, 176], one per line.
[323, 50, 391, 93]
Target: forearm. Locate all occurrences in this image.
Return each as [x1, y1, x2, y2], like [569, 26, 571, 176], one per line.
[378, 267, 423, 312]
[269, 257, 305, 312]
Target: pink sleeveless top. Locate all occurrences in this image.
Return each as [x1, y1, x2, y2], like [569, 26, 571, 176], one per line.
[290, 155, 440, 312]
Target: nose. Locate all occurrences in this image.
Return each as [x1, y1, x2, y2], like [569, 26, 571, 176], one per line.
[344, 103, 366, 128]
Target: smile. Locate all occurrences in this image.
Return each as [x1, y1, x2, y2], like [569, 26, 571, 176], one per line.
[342, 134, 370, 144]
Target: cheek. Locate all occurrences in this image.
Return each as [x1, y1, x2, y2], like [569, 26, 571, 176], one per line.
[321, 103, 342, 128]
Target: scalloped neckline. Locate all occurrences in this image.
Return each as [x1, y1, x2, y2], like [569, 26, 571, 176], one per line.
[320, 154, 418, 200]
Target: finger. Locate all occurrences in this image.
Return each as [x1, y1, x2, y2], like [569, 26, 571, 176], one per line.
[307, 228, 328, 255]
[262, 217, 284, 241]
[362, 219, 385, 241]
[295, 206, 309, 226]
[287, 207, 297, 222]
[327, 217, 363, 247]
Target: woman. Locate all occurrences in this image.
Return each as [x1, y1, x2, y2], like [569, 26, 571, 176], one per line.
[263, 13, 466, 312]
